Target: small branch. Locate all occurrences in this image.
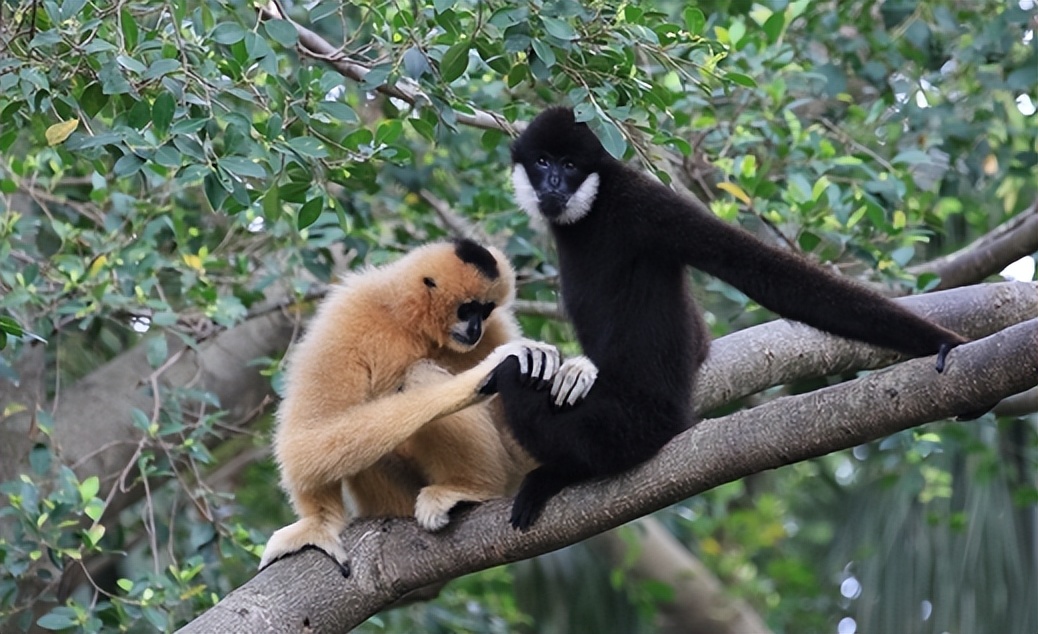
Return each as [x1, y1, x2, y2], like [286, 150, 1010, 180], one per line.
[909, 201, 1038, 290]
[258, 4, 516, 134]
[418, 190, 492, 243]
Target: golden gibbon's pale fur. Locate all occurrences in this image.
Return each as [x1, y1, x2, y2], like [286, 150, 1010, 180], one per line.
[260, 240, 553, 569]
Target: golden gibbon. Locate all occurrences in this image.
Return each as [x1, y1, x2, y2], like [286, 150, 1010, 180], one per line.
[260, 239, 564, 569]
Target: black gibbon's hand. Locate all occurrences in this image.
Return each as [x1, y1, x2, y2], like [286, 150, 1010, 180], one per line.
[550, 355, 598, 408]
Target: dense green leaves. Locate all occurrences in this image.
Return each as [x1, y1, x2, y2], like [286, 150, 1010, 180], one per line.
[0, 0, 1035, 631]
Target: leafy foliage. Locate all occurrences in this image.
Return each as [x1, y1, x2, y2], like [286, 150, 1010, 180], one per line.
[0, 0, 1034, 631]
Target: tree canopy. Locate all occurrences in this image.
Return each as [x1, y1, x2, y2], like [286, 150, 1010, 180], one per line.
[1, 0, 1035, 632]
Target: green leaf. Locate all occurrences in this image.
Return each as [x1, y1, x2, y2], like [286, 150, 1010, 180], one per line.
[212, 22, 246, 45]
[286, 136, 328, 159]
[440, 42, 471, 83]
[798, 231, 821, 252]
[36, 612, 76, 631]
[359, 64, 390, 90]
[120, 9, 139, 50]
[113, 153, 144, 177]
[29, 444, 51, 475]
[79, 475, 100, 502]
[263, 19, 298, 48]
[127, 99, 150, 130]
[146, 336, 168, 368]
[317, 101, 357, 122]
[279, 182, 311, 203]
[684, 7, 706, 34]
[726, 72, 757, 88]
[219, 156, 267, 179]
[80, 82, 107, 118]
[402, 46, 431, 79]
[152, 92, 175, 135]
[375, 120, 403, 146]
[762, 12, 785, 43]
[541, 16, 576, 40]
[409, 118, 435, 141]
[143, 58, 180, 81]
[591, 117, 626, 159]
[531, 39, 556, 67]
[298, 198, 323, 230]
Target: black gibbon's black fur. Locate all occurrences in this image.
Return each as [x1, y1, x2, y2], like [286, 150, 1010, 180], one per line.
[484, 106, 969, 530]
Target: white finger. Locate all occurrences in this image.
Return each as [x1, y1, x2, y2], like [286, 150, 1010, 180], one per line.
[566, 374, 593, 406]
[553, 367, 579, 407]
[545, 347, 560, 379]
[516, 346, 529, 376]
[529, 347, 543, 379]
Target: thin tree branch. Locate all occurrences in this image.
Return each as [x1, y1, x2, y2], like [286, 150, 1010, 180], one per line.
[258, 3, 516, 134]
[179, 319, 1038, 633]
[589, 518, 774, 634]
[909, 200, 1038, 290]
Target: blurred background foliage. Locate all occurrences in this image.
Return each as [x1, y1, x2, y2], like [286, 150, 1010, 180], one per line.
[0, 0, 1035, 631]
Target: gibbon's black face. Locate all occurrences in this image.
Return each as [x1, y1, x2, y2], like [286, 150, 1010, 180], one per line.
[451, 299, 497, 347]
[511, 107, 606, 225]
[422, 239, 511, 353]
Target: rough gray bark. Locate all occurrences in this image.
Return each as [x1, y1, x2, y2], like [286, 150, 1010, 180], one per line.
[179, 315, 1037, 633]
[908, 200, 1038, 291]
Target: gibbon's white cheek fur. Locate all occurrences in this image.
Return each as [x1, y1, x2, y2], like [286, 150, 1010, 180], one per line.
[512, 165, 600, 225]
[511, 164, 541, 219]
[556, 172, 599, 225]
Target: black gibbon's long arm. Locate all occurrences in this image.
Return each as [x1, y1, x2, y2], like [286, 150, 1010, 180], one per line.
[618, 166, 969, 368]
[486, 106, 972, 531]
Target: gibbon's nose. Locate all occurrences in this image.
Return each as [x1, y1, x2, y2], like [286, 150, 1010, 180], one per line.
[465, 319, 483, 344]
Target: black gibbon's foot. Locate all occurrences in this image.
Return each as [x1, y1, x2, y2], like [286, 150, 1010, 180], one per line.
[509, 468, 571, 531]
[935, 342, 959, 373]
[266, 545, 351, 578]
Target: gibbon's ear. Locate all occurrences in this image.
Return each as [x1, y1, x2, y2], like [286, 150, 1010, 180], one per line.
[423, 277, 437, 288]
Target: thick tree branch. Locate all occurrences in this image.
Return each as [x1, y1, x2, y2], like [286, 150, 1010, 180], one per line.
[908, 201, 1038, 290]
[180, 319, 1038, 633]
[696, 281, 1036, 411]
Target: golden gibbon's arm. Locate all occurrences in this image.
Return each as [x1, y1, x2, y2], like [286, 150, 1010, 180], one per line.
[279, 341, 537, 493]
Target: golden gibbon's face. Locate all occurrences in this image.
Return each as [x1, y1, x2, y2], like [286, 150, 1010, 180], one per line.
[418, 241, 515, 353]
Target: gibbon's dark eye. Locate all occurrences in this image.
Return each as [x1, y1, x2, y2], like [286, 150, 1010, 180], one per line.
[481, 302, 496, 319]
[423, 277, 436, 288]
[536, 157, 549, 168]
[562, 160, 576, 171]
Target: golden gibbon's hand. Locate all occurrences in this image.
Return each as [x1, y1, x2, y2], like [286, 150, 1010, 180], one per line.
[483, 338, 561, 385]
[550, 355, 598, 408]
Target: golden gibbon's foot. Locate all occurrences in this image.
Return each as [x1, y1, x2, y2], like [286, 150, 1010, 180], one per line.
[550, 355, 598, 408]
[268, 545, 351, 578]
[259, 518, 349, 574]
[415, 485, 485, 531]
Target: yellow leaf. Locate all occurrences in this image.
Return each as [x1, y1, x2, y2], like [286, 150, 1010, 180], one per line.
[892, 210, 906, 230]
[982, 153, 998, 175]
[716, 181, 752, 206]
[182, 254, 203, 271]
[87, 254, 108, 277]
[45, 119, 79, 145]
[701, 536, 722, 556]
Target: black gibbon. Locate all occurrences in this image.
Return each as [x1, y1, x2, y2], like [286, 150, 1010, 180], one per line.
[482, 106, 970, 530]
[260, 239, 589, 569]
